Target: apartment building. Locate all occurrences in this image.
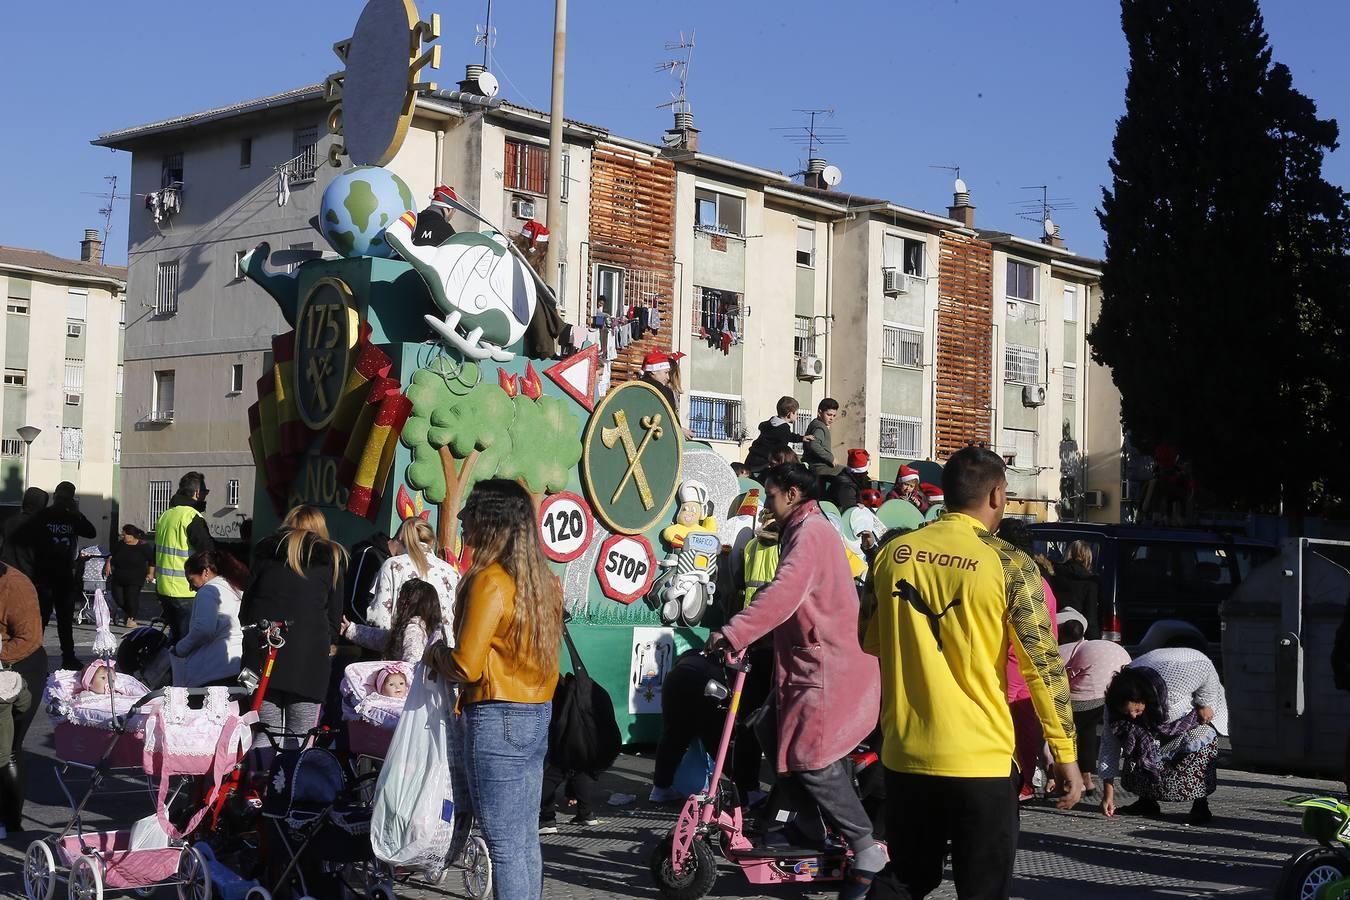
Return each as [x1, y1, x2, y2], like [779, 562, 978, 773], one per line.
[0, 234, 126, 535]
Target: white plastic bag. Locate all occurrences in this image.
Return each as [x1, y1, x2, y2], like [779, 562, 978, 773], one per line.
[370, 663, 461, 879]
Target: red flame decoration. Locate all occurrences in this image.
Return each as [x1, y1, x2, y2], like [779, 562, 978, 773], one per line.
[521, 362, 542, 400]
[498, 368, 520, 398]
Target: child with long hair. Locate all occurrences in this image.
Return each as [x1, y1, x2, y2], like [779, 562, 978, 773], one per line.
[343, 578, 447, 664]
[366, 517, 459, 631]
[425, 480, 562, 900]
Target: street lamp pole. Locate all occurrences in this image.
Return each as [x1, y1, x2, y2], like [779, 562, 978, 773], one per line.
[543, 0, 567, 294]
[16, 425, 40, 490]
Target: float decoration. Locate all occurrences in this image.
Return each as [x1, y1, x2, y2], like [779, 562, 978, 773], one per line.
[652, 480, 719, 627]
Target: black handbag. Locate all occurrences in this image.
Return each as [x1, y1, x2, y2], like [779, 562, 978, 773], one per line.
[548, 626, 622, 772]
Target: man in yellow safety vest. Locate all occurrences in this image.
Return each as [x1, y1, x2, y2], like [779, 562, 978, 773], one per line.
[154, 472, 213, 642]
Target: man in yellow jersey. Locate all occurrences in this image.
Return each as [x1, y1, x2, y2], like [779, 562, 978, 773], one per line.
[154, 472, 214, 643]
[864, 447, 1082, 900]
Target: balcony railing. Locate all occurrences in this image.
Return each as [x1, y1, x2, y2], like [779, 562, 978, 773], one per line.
[279, 145, 320, 183]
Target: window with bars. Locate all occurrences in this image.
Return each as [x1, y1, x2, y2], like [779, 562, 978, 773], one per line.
[64, 359, 84, 394]
[504, 139, 549, 194]
[148, 480, 173, 527]
[3, 369, 26, 387]
[880, 415, 922, 458]
[794, 316, 817, 358]
[113, 432, 121, 465]
[1000, 427, 1038, 468]
[694, 286, 744, 335]
[1006, 259, 1037, 302]
[59, 427, 83, 461]
[0, 439, 21, 457]
[291, 127, 320, 181]
[1063, 363, 1078, 401]
[790, 411, 812, 454]
[689, 394, 745, 443]
[694, 188, 745, 236]
[161, 153, 183, 188]
[882, 324, 923, 368]
[226, 479, 240, 508]
[1004, 343, 1040, 385]
[156, 262, 179, 315]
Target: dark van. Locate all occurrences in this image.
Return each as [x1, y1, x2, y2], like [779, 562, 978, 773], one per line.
[1029, 523, 1277, 654]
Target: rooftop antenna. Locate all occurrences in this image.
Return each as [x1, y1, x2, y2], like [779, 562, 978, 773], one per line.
[474, 0, 497, 69]
[656, 30, 696, 117]
[1015, 184, 1077, 230]
[773, 107, 848, 166]
[80, 175, 128, 245]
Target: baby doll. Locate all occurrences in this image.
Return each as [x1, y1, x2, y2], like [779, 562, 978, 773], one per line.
[375, 666, 409, 699]
[79, 663, 113, 696]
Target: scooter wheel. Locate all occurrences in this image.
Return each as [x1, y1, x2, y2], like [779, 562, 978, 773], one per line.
[1275, 847, 1350, 900]
[649, 831, 717, 900]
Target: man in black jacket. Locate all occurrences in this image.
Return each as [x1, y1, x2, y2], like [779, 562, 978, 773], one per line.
[0, 486, 48, 580]
[16, 482, 96, 669]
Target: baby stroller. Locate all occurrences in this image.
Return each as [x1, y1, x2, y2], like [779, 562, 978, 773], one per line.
[115, 622, 174, 691]
[340, 660, 492, 899]
[75, 546, 110, 627]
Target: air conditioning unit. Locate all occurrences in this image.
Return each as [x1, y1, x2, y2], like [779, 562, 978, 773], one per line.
[796, 355, 825, 381]
[67, 322, 83, 338]
[511, 196, 537, 220]
[1021, 384, 1047, 407]
[882, 268, 908, 295]
[64, 393, 81, 407]
[1083, 489, 1107, 509]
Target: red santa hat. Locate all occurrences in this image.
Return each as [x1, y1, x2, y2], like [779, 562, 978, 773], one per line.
[899, 465, 920, 484]
[521, 219, 550, 247]
[860, 488, 883, 510]
[921, 482, 944, 503]
[642, 350, 685, 373]
[429, 185, 458, 209]
[846, 448, 870, 473]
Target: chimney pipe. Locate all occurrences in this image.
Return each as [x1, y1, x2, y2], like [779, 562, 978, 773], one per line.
[663, 110, 699, 152]
[459, 63, 487, 95]
[947, 179, 975, 228]
[804, 157, 828, 190]
[80, 229, 103, 265]
[1042, 225, 1066, 250]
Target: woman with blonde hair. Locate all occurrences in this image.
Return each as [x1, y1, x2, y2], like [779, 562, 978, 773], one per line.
[364, 517, 459, 637]
[425, 480, 562, 900]
[240, 505, 347, 746]
[1052, 539, 1101, 639]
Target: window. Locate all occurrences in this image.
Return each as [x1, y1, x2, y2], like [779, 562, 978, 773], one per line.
[117, 365, 124, 396]
[904, 239, 925, 277]
[119, 299, 126, 325]
[1063, 363, 1078, 401]
[3, 369, 26, 387]
[161, 153, 183, 188]
[234, 250, 247, 280]
[292, 127, 320, 180]
[113, 432, 121, 465]
[880, 415, 922, 458]
[148, 480, 173, 527]
[156, 261, 179, 315]
[1000, 427, 1038, 468]
[796, 225, 815, 267]
[882, 324, 923, 368]
[153, 370, 175, 421]
[64, 358, 84, 395]
[59, 427, 83, 461]
[593, 265, 625, 317]
[504, 139, 548, 194]
[226, 479, 240, 508]
[1063, 285, 1079, 322]
[561, 151, 571, 201]
[66, 289, 87, 337]
[286, 242, 313, 275]
[695, 286, 743, 335]
[694, 188, 744, 236]
[1006, 259, 1037, 302]
[794, 316, 817, 358]
[67, 321, 84, 338]
[689, 394, 745, 443]
[239, 137, 253, 168]
[883, 234, 926, 278]
[1004, 343, 1040, 385]
[6, 277, 31, 307]
[6, 298, 28, 315]
[0, 439, 20, 457]
[230, 363, 245, 394]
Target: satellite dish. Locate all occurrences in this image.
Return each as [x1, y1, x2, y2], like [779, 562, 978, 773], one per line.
[954, 177, 968, 194]
[1043, 216, 1056, 237]
[476, 70, 500, 98]
[821, 164, 843, 187]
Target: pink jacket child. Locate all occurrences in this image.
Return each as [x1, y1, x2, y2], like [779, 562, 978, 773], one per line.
[1007, 579, 1059, 702]
[720, 500, 881, 773]
[1058, 633, 1132, 705]
[1007, 578, 1057, 796]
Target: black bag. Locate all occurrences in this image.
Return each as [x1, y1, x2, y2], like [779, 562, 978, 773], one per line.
[548, 626, 622, 772]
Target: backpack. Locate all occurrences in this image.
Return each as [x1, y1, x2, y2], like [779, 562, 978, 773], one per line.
[548, 626, 621, 772]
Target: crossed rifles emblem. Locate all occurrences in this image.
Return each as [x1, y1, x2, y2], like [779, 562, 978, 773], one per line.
[601, 410, 664, 510]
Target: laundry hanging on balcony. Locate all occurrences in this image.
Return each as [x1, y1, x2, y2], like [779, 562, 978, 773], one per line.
[276, 168, 291, 208]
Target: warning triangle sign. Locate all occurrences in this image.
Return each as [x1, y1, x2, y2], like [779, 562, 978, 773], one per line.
[543, 344, 599, 412]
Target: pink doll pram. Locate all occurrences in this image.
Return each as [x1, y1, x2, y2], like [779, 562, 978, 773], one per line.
[340, 661, 414, 760]
[45, 665, 155, 771]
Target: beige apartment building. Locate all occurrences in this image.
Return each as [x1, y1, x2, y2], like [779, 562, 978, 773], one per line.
[0, 235, 126, 536]
[97, 68, 1122, 528]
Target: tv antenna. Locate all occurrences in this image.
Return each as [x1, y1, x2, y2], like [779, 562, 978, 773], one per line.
[79, 175, 128, 245]
[1015, 184, 1076, 230]
[474, 0, 497, 68]
[656, 31, 696, 115]
[773, 108, 848, 161]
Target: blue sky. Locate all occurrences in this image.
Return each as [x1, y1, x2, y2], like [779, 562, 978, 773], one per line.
[2, 0, 1346, 266]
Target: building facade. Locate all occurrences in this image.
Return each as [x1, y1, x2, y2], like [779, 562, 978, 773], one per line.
[0, 236, 126, 536]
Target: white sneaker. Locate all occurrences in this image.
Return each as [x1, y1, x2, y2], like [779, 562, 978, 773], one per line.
[648, 785, 683, 803]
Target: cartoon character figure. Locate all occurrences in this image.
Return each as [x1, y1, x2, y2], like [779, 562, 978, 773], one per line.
[653, 481, 720, 627]
[385, 211, 537, 362]
[660, 480, 719, 550]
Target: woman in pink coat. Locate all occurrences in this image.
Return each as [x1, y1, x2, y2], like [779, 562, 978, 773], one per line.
[712, 464, 884, 898]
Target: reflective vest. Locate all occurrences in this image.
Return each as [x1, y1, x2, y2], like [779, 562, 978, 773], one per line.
[155, 504, 200, 598]
[741, 538, 781, 609]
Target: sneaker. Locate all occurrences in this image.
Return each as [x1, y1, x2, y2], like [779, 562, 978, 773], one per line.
[538, 821, 558, 835]
[570, 815, 600, 827]
[648, 786, 683, 803]
[124, 618, 137, 629]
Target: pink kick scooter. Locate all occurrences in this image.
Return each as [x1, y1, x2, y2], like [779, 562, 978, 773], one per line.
[649, 648, 882, 899]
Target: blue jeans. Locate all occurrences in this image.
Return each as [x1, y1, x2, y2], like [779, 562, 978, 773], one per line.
[462, 701, 552, 900]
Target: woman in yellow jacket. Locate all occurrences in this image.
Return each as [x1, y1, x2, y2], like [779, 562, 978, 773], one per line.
[425, 480, 562, 900]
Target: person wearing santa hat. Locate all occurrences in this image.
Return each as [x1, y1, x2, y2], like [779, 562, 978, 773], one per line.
[412, 185, 459, 247]
[921, 483, 945, 510]
[831, 448, 873, 511]
[640, 351, 693, 440]
[886, 465, 927, 512]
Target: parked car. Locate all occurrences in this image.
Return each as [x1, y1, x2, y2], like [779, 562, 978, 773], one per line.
[1029, 523, 1277, 657]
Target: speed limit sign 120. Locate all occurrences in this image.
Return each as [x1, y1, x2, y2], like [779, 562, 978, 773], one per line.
[595, 533, 657, 605]
[537, 492, 595, 563]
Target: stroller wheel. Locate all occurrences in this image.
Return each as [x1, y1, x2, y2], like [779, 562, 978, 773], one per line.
[23, 839, 57, 900]
[462, 834, 492, 899]
[176, 845, 213, 900]
[67, 856, 103, 900]
[244, 889, 271, 900]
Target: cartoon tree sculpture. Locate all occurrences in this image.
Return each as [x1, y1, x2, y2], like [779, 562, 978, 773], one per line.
[500, 393, 583, 495]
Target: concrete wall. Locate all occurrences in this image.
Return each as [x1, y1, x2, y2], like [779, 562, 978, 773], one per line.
[1081, 283, 1124, 523]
